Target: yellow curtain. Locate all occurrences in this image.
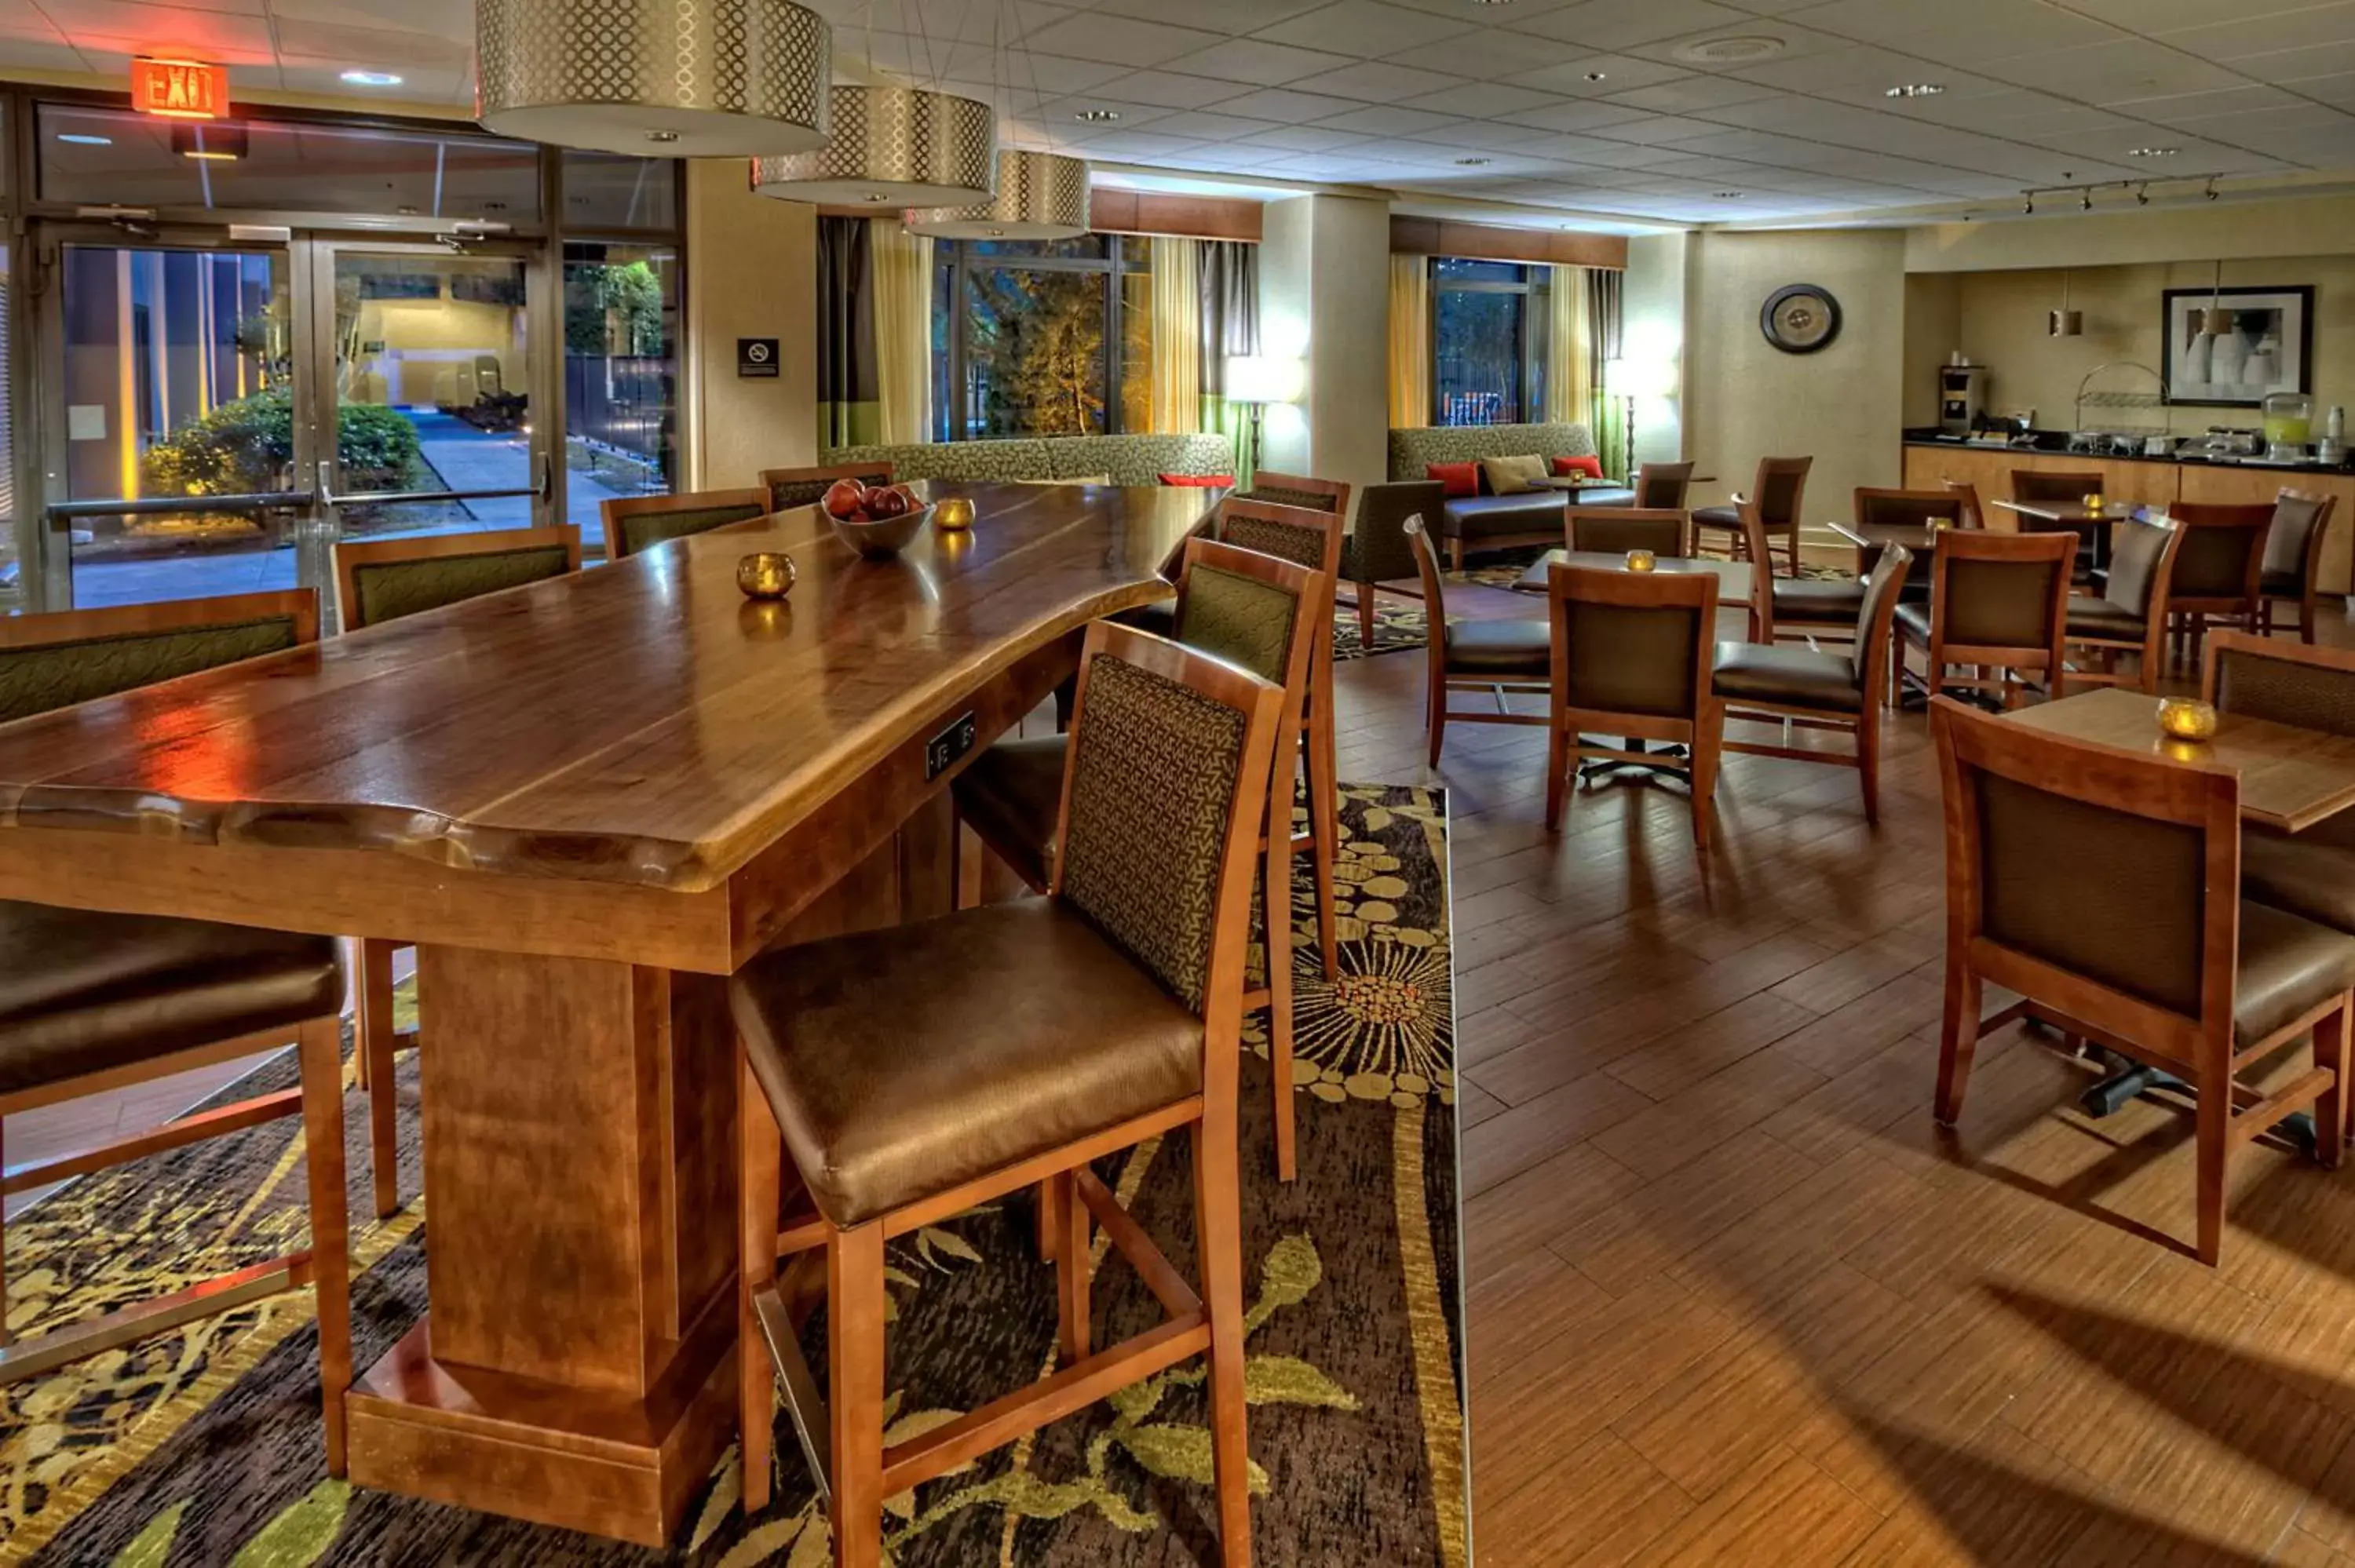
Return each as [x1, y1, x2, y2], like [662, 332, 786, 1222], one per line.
[1389, 254, 1430, 428]
[870, 218, 933, 445]
[1149, 236, 1202, 434]
[1546, 264, 1592, 425]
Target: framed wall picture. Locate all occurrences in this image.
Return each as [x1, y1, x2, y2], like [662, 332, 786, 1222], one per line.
[2161, 284, 2313, 407]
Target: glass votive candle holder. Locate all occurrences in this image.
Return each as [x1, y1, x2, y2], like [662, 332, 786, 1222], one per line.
[2083, 491, 2105, 511]
[2156, 697, 2218, 742]
[736, 551, 796, 600]
[1625, 549, 1657, 572]
[935, 496, 975, 531]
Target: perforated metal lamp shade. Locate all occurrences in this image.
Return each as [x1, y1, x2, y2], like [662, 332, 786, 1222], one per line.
[751, 85, 997, 207]
[906, 149, 1090, 240]
[475, 0, 831, 158]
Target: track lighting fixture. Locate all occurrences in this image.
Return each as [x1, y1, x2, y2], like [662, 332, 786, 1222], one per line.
[2080, 189, 2092, 211]
[2023, 193, 2034, 215]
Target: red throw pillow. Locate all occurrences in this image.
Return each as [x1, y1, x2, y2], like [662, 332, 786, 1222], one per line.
[1427, 461, 1478, 499]
[1158, 472, 1235, 487]
[1552, 455, 1605, 480]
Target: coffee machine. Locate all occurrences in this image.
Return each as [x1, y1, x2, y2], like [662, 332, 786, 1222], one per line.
[1938, 358, 1986, 436]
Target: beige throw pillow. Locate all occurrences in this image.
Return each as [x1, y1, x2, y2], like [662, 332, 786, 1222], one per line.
[1481, 455, 1550, 495]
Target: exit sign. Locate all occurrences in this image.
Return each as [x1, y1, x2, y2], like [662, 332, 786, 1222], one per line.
[131, 57, 228, 120]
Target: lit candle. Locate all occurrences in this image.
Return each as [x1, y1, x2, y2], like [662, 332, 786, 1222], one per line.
[1625, 549, 1657, 572]
[2156, 697, 2218, 742]
[735, 551, 796, 600]
[935, 496, 975, 531]
[2083, 491, 2105, 511]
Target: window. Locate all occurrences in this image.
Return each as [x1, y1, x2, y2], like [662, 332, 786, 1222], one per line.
[933, 235, 1152, 440]
[560, 151, 683, 556]
[1431, 257, 1548, 427]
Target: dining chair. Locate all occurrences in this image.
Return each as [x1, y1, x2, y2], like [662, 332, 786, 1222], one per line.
[2009, 469, 2105, 506]
[954, 537, 1331, 1180]
[1543, 563, 1722, 846]
[1404, 515, 1550, 767]
[1942, 479, 1987, 531]
[760, 460, 895, 513]
[2061, 513, 2184, 696]
[0, 591, 352, 1464]
[1568, 506, 1687, 557]
[1339, 480, 1444, 649]
[1891, 531, 2076, 709]
[1714, 545, 1911, 823]
[2164, 501, 2273, 666]
[1691, 455, 1811, 577]
[732, 621, 1281, 1568]
[333, 524, 584, 1216]
[601, 484, 771, 559]
[2209, 631, 2355, 942]
[1238, 469, 1353, 525]
[1856, 487, 1966, 602]
[1634, 461, 1696, 510]
[1737, 509, 1863, 645]
[1930, 696, 2355, 1267]
[2258, 489, 2338, 644]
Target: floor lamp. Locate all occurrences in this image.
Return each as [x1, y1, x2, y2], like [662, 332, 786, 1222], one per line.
[1601, 354, 1674, 484]
[1225, 355, 1304, 487]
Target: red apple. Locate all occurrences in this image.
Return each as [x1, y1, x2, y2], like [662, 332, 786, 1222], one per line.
[822, 478, 869, 520]
[883, 483, 920, 509]
[867, 487, 909, 519]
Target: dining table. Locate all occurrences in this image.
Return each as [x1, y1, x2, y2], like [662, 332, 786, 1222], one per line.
[0, 480, 1214, 1544]
[1990, 497, 2145, 574]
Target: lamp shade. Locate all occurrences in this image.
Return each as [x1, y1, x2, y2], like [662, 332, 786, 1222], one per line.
[1603, 355, 1675, 398]
[907, 149, 1090, 240]
[475, 0, 831, 158]
[1225, 355, 1304, 404]
[751, 84, 995, 206]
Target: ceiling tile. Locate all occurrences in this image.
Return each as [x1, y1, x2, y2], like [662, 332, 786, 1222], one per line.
[1287, 59, 1473, 101]
[1418, 28, 1590, 78]
[1091, 0, 1328, 31]
[1603, 75, 1784, 111]
[1086, 71, 1253, 109]
[2168, 2, 2355, 58]
[1492, 97, 1660, 132]
[1509, 53, 1691, 93]
[1510, 0, 1757, 52]
[1018, 13, 1229, 68]
[1145, 110, 1287, 140]
[1159, 37, 1358, 86]
[1230, 123, 1371, 151]
[1973, 38, 2250, 104]
[1313, 102, 1462, 134]
[1255, 1, 1475, 57]
[1214, 86, 1371, 121]
[1402, 81, 1567, 115]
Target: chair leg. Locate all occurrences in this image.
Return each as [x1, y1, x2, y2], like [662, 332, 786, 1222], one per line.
[1426, 671, 1447, 768]
[1356, 588, 1376, 650]
[1052, 1169, 1090, 1362]
[2317, 1000, 2348, 1172]
[1782, 528, 1799, 580]
[739, 1052, 783, 1514]
[1036, 1176, 1062, 1264]
[1192, 1119, 1254, 1568]
[296, 1016, 352, 1478]
[1857, 708, 1880, 826]
[1267, 811, 1299, 1183]
[827, 1223, 889, 1568]
[1543, 719, 1568, 832]
[1447, 538, 1463, 573]
[360, 938, 401, 1220]
[1305, 681, 1341, 981]
[1934, 965, 1982, 1127]
[2302, 596, 2319, 645]
[2193, 1045, 2231, 1268]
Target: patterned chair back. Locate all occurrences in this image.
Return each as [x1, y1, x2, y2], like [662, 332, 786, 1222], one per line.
[603, 486, 771, 558]
[761, 462, 895, 514]
[1215, 497, 1343, 581]
[1174, 538, 1323, 692]
[0, 590, 317, 726]
[336, 525, 582, 631]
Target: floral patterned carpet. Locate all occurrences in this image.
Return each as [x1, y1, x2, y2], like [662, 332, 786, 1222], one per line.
[0, 786, 1461, 1568]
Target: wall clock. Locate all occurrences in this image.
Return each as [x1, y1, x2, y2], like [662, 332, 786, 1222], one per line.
[1761, 283, 1842, 354]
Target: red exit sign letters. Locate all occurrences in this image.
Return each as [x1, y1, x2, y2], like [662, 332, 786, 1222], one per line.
[131, 57, 228, 120]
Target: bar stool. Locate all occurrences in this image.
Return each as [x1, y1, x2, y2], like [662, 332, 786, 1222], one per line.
[0, 590, 352, 1468]
[334, 525, 584, 1217]
[955, 539, 1331, 1179]
[732, 621, 1283, 1568]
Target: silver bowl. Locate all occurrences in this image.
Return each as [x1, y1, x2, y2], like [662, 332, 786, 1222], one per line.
[829, 501, 931, 559]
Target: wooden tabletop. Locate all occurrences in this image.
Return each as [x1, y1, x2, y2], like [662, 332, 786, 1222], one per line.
[0, 481, 1207, 895]
[1830, 520, 1952, 550]
[1992, 498, 2145, 525]
[1513, 549, 1751, 598]
[2003, 686, 2355, 833]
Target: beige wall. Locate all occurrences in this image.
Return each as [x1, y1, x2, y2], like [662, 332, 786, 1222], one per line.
[683, 159, 816, 490]
[1259, 193, 1389, 498]
[1926, 257, 2355, 438]
[1908, 193, 2355, 274]
[1902, 273, 1961, 429]
[1681, 228, 1907, 531]
[1623, 232, 1687, 467]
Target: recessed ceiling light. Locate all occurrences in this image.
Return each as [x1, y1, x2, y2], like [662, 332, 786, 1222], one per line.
[340, 69, 403, 87]
[1584, 71, 1607, 82]
[1075, 108, 1120, 122]
[1712, 190, 1744, 198]
[1883, 82, 1944, 98]
[1674, 35, 1785, 64]
[645, 129, 680, 143]
[1455, 156, 1492, 166]
[57, 133, 112, 146]
[2127, 146, 2178, 157]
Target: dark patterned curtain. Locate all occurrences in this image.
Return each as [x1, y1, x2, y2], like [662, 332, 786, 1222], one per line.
[816, 215, 880, 450]
[1197, 239, 1259, 482]
[1586, 268, 1626, 482]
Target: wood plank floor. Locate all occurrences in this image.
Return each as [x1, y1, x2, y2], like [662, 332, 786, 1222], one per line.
[1328, 577, 2355, 1566]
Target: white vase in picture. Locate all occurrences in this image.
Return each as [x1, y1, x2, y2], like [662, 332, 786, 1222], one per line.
[2211, 328, 2250, 390]
[2244, 348, 2278, 390]
[2183, 331, 2214, 385]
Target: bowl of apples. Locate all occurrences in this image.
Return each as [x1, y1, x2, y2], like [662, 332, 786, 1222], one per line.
[822, 478, 931, 559]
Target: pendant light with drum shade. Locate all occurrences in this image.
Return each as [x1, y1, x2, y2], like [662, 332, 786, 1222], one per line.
[474, 0, 832, 157]
[750, 0, 996, 207]
[907, 0, 1090, 240]
[2048, 270, 2081, 337]
[2202, 259, 2233, 336]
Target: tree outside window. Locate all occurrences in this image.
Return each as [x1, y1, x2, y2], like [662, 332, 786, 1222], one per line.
[1431, 257, 1549, 426]
[934, 236, 1151, 441]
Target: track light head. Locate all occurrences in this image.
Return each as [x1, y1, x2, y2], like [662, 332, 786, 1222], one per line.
[2080, 189, 2092, 211]
[2024, 193, 2035, 215]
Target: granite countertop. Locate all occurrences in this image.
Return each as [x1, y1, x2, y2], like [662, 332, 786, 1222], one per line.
[1902, 428, 2355, 476]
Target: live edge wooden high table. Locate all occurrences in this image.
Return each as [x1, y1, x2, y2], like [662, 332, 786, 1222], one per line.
[0, 481, 1213, 1545]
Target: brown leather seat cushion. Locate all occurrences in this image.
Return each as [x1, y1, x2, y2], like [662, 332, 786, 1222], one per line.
[2262, 569, 2306, 598]
[953, 735, 1065, 890]
[1443, 618, 1551, 676]
[2235, 900, 2355, 1047]
[731, 899, 1205, 1227]
[2244, 829, 2355, 936]
[1711, 641, 1862, 713]
[1112, 598, 1177, 639]
[2066, 599, 2148, 641]
[1440, 492, 1564, 543]
[1773, 578, 1866, 624]
[1692, 505, 1795, 535]
[0, 901, 343, 1096]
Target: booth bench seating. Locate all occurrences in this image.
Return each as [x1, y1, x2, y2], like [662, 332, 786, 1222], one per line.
[823, 432, 1236, 487]
[1387, 421, 1635, 568]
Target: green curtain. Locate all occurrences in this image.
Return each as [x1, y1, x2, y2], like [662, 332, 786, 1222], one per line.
[1196, 239, 1258, 483]
[1586, 267, 1627, 483]
[816, 215, 881, 450]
